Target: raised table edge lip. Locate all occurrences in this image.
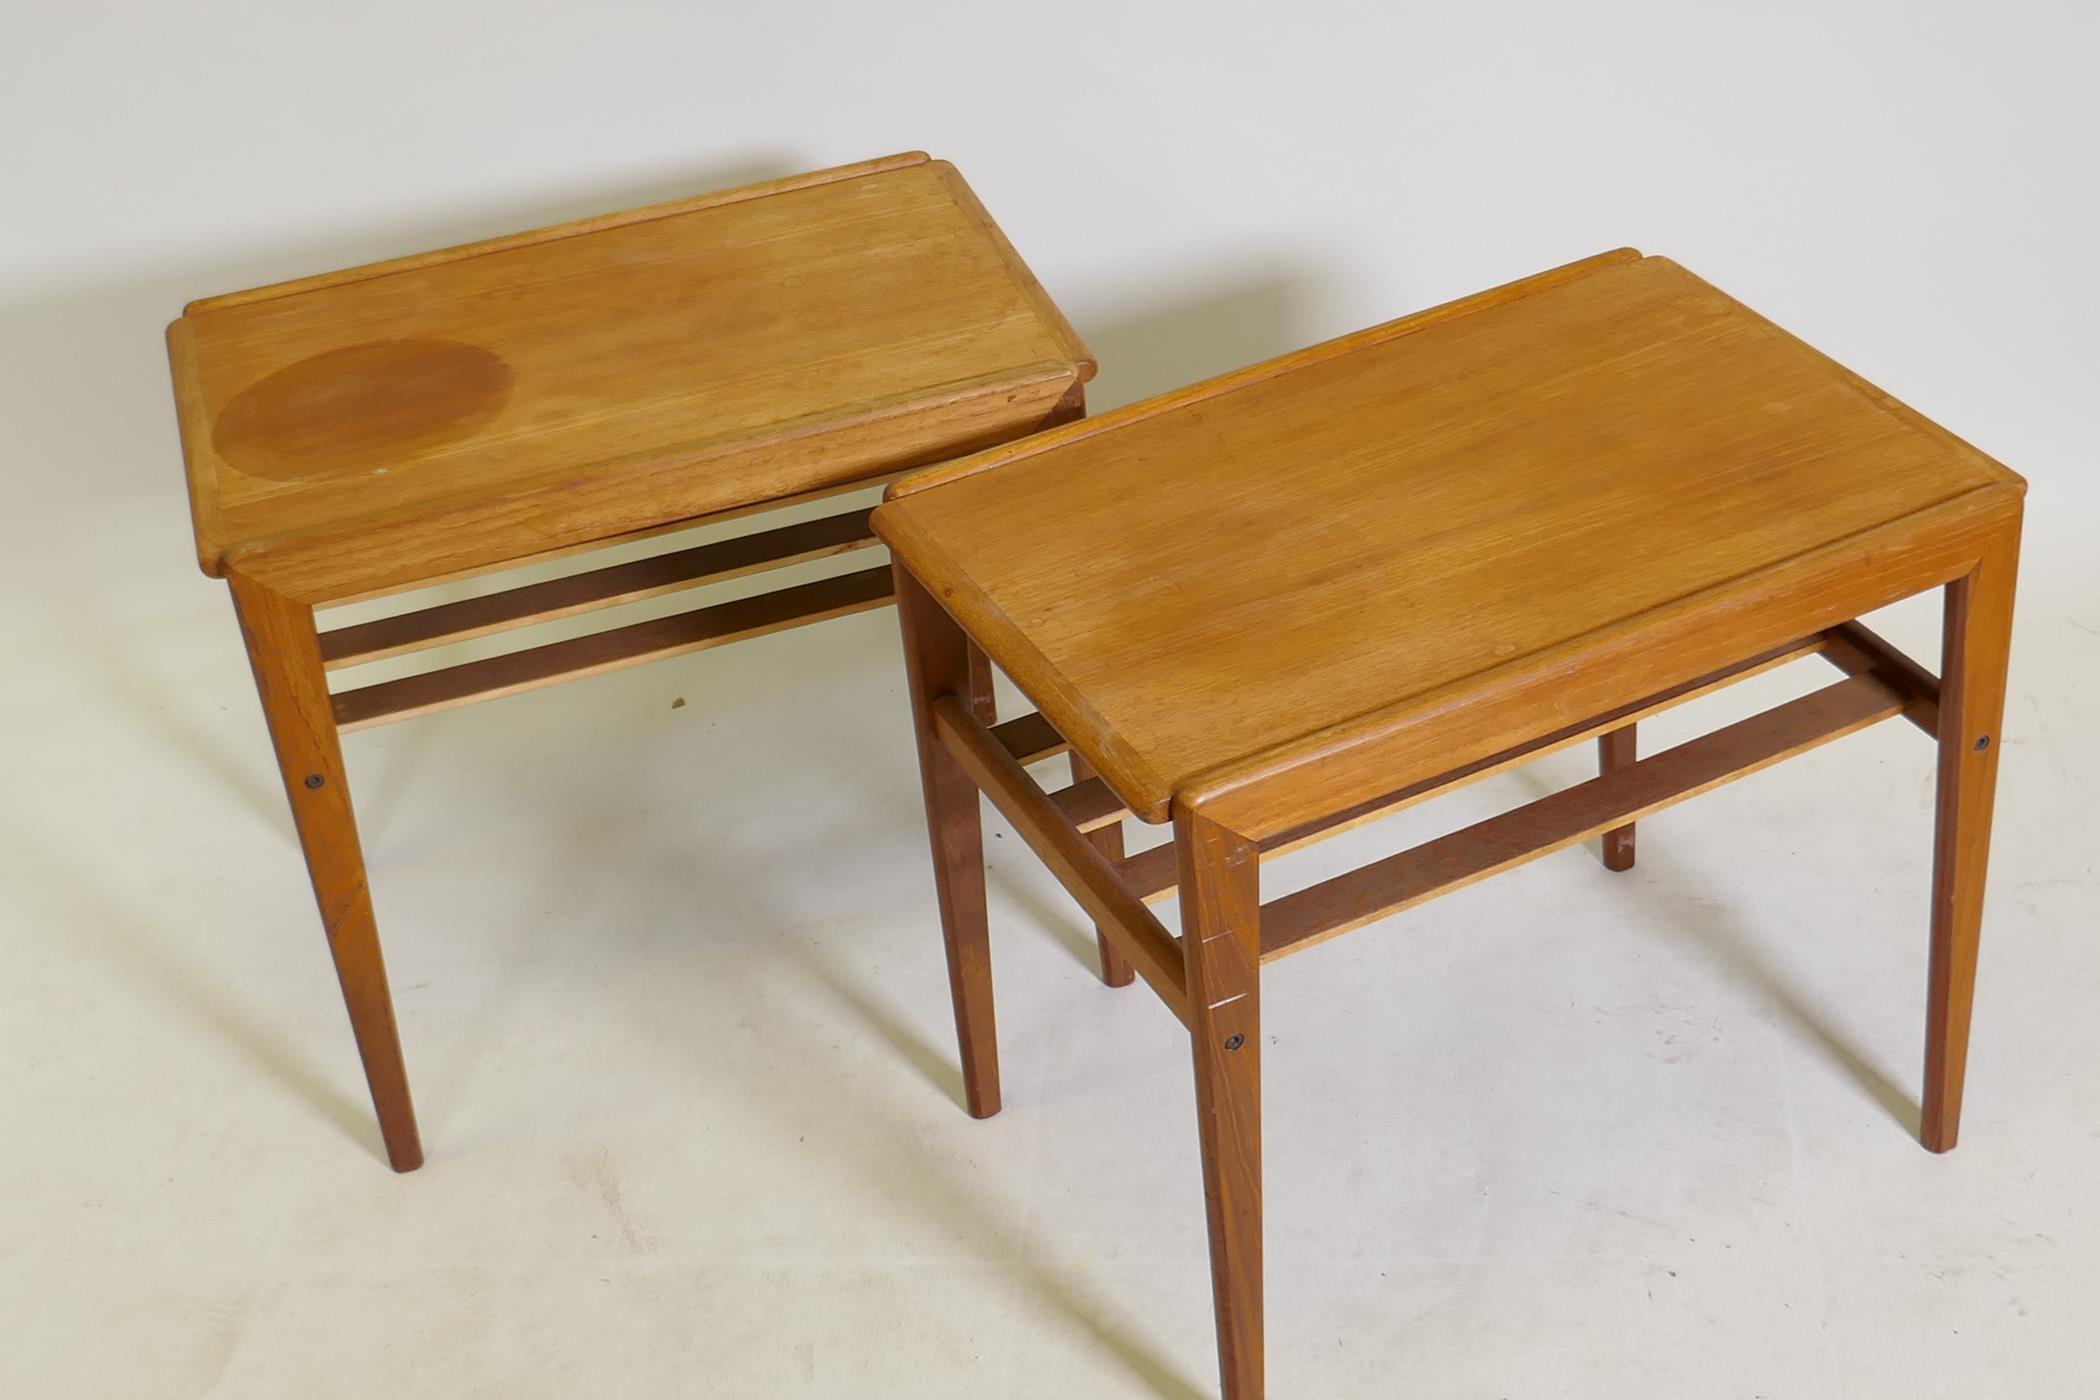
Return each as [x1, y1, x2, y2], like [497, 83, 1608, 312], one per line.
[871, 245, 2030, 838]
[165, 151, 1096, 603]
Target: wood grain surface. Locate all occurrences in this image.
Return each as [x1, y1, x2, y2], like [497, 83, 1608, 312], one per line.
[875, 251, 2024, 838]
[169, 153, 1093, 602]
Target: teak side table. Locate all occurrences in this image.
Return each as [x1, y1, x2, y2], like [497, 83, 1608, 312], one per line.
[874, 250, 2025, 1399]
[164, 153, 1096, 1172]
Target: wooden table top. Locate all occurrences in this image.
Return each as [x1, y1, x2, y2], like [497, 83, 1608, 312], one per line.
[168, 152, 1092, 603]
[875, 250, 2026, 837]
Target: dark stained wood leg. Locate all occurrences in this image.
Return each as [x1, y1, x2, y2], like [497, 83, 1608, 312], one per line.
[1598, 724, 1637, 871]
[226, 571, 423, 1172]
[1071, 752, 1135, 987]
[1177, 807, 1263, 1400]
[895, 564, 1000, 1118]
[1922, 526, 2020, 1153]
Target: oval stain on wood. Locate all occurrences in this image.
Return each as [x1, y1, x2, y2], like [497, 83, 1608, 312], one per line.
[213, 339, 512, 481]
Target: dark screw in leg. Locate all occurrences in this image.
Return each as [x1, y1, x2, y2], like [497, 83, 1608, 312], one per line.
[304, 773, 325, 789]
[1224, 1034, 1245, 1052]
[1973, 735, 1991, 752]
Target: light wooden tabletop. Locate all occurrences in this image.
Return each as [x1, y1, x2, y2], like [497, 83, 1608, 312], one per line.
[875, 250, 2025, 836]
[168, 152, 1092, 602]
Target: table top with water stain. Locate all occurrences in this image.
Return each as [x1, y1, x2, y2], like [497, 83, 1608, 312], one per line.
[166, 152, 1092, 603]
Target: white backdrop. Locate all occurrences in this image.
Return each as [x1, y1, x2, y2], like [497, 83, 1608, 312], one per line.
[3, 4, 2097, 1397]
[6, 2, 2097, 523]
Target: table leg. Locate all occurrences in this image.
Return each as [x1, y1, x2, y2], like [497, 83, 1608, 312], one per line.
[1070, 753, 1135, 988]
[966, 641, 998, 726]
[895, 565, 1001, 1119]
[1177, 808, 1263, 1400]
[226, 572, 423, 1172]
[1599, 725, 1637, 871]
[1921, 525, 2020, 1153]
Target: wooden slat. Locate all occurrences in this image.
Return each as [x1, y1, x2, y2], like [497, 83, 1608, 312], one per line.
[1049, 776, 1126, 833]
[1820, 619, 1940, 734]
[331, 566, 892, 731]
[1111, 632, 1834, 904]
[1257, 673, 1907, 961]
[322, 472, 900, 608]
[320, 508, 879, 669]
[1118, 841, 1181, 903]
[1259, 633, 1831, 851]
[990, 711, 1070, 766]
[931, 696, 1190, 1022]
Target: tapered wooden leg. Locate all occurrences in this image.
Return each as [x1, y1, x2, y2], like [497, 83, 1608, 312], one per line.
[1598, 724, 1637, 871]
[1177, 807, 1263, 1400]
[227, 571, 423, 1172]
[1921, 526, 2020, 1153]
[1070, 753, 1135, 988]
[895, 564, 1000, 1118]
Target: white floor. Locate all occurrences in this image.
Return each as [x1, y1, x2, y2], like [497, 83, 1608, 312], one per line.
[4, 466, 2098, 1398]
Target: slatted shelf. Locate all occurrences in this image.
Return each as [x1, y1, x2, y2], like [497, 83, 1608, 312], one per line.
[1257, 673, 1907, 960]
[990, 711, 1069, 766]
[332, 565, 893, 731]
[320, 507, 879, 669]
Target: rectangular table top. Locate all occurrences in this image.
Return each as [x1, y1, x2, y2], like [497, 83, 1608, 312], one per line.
[874, 250, 2025, 837]
[168, 152, 1092, 602]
